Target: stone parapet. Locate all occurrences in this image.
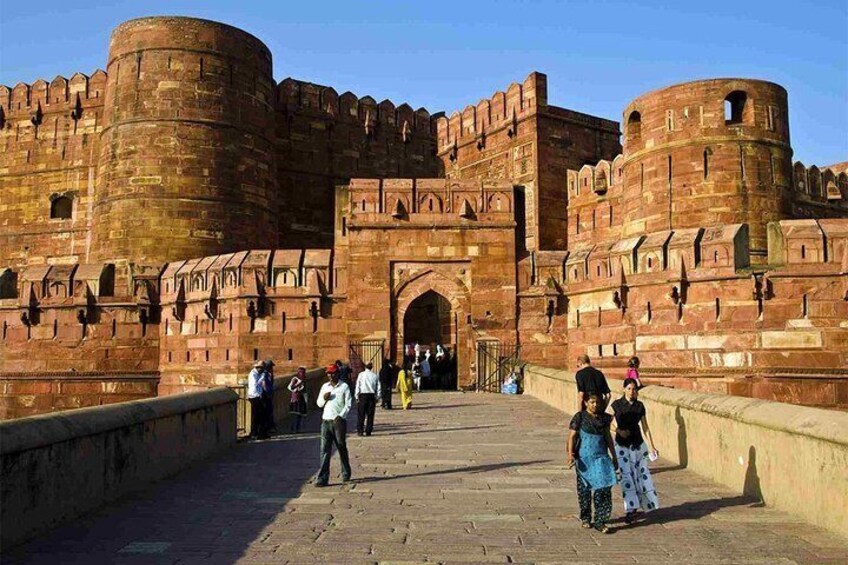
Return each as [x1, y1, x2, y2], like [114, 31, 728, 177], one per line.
[522, 364, 848, 539]
[0, 387, 238, 548]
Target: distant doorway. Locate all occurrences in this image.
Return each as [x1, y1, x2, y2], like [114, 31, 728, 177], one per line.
[402, 290, 456, 390]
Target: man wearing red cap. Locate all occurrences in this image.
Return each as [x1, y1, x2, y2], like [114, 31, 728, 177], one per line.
[314, 363, 353, 486]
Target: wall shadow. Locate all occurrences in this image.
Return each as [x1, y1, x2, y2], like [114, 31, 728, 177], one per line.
[742, 445, 765, 507]
[675, 406, 688, 469]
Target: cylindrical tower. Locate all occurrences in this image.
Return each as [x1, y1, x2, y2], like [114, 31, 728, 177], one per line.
[620, 79, 792, 260]
[92, 17, 278, 264]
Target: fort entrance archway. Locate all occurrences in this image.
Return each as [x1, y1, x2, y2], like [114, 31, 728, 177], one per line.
[403, 290, 451, 348]
[393, 265, 471, 389]
[402, 290, 455, 389]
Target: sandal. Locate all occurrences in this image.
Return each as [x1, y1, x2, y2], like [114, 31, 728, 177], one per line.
[624, 512, 637, 524]
[595, 525, 611, 534]
[580, 521, 592, 529]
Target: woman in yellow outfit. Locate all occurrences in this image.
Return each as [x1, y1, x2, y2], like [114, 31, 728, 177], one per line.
[397, 362, 414, 409]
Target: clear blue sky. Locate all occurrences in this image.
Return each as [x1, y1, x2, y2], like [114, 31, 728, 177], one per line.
[1, 0, 845, 165]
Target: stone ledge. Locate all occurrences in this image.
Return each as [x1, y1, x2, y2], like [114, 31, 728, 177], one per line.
[0, 387, 238, 456]
[524, 364, 848, 448]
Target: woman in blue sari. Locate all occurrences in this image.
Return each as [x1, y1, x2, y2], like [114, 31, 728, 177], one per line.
[567, 392, 619, 533]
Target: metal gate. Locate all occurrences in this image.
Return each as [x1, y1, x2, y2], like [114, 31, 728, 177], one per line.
[476, 339, 521, 392]
[349, 339, 385, 378]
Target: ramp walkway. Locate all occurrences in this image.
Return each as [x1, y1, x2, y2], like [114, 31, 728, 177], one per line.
[5, 392, 847, 564]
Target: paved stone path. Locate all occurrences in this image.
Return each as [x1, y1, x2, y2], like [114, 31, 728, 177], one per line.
[6, 392, 848, 564]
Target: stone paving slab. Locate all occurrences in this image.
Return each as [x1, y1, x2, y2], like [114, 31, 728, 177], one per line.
[4, 391, 848, 564]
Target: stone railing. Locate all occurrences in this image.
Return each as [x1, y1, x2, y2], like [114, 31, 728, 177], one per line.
[0, 388, 238, 549]
[523, 364, 848, 538]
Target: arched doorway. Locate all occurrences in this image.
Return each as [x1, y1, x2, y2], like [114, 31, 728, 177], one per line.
[402, 290, 456, 390]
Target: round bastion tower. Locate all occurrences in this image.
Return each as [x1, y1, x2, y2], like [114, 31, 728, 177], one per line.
[92, 17, 278, 264]
[619, 79, 792, 261]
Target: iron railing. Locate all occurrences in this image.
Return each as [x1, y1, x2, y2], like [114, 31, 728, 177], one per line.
[476, 340, 521, 392]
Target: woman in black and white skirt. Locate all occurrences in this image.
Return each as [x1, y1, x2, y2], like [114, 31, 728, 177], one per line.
[611, 377, 660, 524]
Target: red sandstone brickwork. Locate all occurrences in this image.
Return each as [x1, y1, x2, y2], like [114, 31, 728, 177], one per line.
[92, 17, 279, 265]
[1, 16, 846, 418]
[156, 249, 346, 395]
[341, 178, 518, 389]
[276, 79, 442, 248]
[435, 72, 620, 252]
[0, 73, 107, 268]
[620, 79, 795, 261]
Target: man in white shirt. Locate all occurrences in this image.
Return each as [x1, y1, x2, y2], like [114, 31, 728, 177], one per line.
[247, 360, 269, 439]
[315, 364, 353, 486]
[355, 362, 381, 437]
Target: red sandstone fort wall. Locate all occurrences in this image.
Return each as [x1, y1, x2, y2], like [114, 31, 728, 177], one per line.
[92, 17, 280, 265]
[276, 79, 442, 248]
[435, 72, 621, 253]
[0, 73, 107, 269]
[1, 16, 846, 417]
[620, 79, 796, 261]
[341, 178, 519, 389]
[156, 249, 346, 395]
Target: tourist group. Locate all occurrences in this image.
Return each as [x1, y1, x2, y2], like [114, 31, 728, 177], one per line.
[247, 351, 659, 530]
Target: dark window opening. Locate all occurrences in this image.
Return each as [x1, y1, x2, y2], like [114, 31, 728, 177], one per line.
[627, 111, 641, 140]
[50, 195, 73, 219]
[802, 294, 808, 318]
[288, 348, 293, 361]
[703, 148, 711, 179]
[801, 245, 806, 259]
[725, 91, 748, 124]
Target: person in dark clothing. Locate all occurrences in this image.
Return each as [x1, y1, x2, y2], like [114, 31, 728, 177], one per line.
[379, 359, 394, 409]
[575, 354, 611, 411]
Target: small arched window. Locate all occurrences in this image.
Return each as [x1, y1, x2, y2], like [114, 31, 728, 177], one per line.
[725, 91, 748, 125]
[627, 111, 642, 140]
[50, 195, 73, 219]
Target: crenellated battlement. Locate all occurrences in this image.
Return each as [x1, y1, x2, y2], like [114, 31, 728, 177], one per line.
[159, 249, 336, 306]
[435, 72, 547, 150]
[346, 178, 514, 220]
[277, 78, 434, 138]
[556, 219, 848, 288]
[0, 71, 107, 117]
[792, 160, 848, 204]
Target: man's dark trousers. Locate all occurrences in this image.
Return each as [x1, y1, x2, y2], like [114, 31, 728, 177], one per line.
[357, 393, 377, 435]
[249, 397, 265, 438]
[317, 417, 351, 484]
